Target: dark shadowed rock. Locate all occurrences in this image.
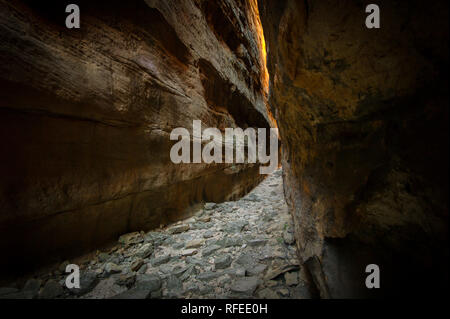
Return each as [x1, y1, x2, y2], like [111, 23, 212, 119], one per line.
[259, 0, 449, 297]
[110, 287, 150, 299]
[40, 280, 63, 299]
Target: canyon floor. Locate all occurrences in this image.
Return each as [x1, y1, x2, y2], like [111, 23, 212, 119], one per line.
[0, 168, 313, 299]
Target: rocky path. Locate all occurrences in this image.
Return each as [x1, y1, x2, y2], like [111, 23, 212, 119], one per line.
[0, 168, 313, 299]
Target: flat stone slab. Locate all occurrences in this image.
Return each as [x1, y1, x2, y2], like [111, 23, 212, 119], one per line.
[230, 277, 259, 295]
[168, 225, 190, 234]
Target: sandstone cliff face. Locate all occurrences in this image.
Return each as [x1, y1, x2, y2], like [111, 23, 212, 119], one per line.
[259, 0, 448, 297]
[0, 0, 270, 273]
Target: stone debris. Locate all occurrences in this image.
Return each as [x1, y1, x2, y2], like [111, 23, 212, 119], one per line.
[130, 259, 144, 272]
[168, 224, 190, 234]
[40, 280, 63, 299]
[214, 255, 232, 270]
[230, 277, 259, 295]
[185, 239, 205, 249]
[0, 168, 312, 299]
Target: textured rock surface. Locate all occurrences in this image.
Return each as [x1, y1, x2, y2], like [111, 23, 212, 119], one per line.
[0, 0, 271, 274]
[259, 0, 448, 297]
[0, 169, 314, 299]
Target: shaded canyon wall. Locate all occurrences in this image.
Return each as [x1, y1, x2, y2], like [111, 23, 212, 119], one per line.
[259, 0, 448, 297]
[0, 0, 272, 274]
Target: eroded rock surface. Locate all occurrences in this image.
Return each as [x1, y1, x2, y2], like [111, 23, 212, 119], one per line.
[0, 0, 272, 274]
[259, 0, 448, 297]
[0, 169, 314, 299]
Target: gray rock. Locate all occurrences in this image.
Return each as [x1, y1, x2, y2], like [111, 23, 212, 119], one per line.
[236, 252, 256, 267]
[258, 288, 279, 299]
[58, 260, 70, 273]
[196, 271, 221, 281]
[179, 266, 197, 282]
[230, 277, 259, 295]
[136, 274, 161, 292]
[159, 264, 175, 274]
[109, 256, 122, 265]
[226, 268, 246, 277]
[199, 286, 214, 295]
[247, 239, 268, 247]
[137, 264, 147, 274]
[104, 262, 122, 275]
[166, 276, 183, 298]
[151, 254, 171, 266]
[0, 287, 19, 296]
[217, 274, 232, 287]
[189, 222, 211, 230]
[185, 239, 205, 249]
[167, 275, 182, 290]
[202, 231, 215, 239]
[265, 280, 278, 288]
[118, 232, 143, 245]
[277, 288, 290, 297]
[180, 249, 198, 257]
[137, 243, 154, 259]
[273, 170, 282, 177]
[172, 242, 184, 249]
[179, 233, 193, 241]
[202, 244, 221, 257]
[264, 264, 300, 281]
[247, 263, 267, 276]
[116, 273, 136, 288]
[110, 287, 150, 299]
[214, 255, 232, 269]
[98, 252, 110, 263]
[224, 221, 248, 233]
[216, 237, 243, 247]
[163, 237, 176, 246]
[0, 290, 35, 299]
[168, 224, 190, 234]
[185, 282, 200, 293]
[70, 271, 99, 296]
[130, 259, 144, 272]
[186, 256, 206, 266]
[150, 290, 162, 299]
[145, 232, 169, 246]
[291, 285, 312, 299]
[196, 216, 211, 223]
[204, 203, 217, 210]
[244, 194, 260, 202]
[40, 280, 63, 299]
[171, 265, 188, 277]
[22, 278, 41, 298]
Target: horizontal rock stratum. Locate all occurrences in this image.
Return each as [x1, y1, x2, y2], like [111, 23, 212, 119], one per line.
[0, 0, 273, 274]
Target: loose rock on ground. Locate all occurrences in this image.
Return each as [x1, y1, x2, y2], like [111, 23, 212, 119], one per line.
[0, 168, 313, 299]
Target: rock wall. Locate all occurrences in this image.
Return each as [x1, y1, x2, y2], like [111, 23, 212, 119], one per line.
[0, 0, 271, 274]
[259, 0, 448, 297]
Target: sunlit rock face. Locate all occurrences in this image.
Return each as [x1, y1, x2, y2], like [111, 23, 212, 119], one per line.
[259, 0, 448, 297]
[0, 0, 271, 273]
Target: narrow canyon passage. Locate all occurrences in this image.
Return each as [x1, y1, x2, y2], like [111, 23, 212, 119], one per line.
[2, 169, 313, 299]
[0, 0, 448, 300]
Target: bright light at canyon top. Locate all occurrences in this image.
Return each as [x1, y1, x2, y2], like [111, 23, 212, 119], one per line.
[250, 0, 269, 95]
[250, 0, 277, 129]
